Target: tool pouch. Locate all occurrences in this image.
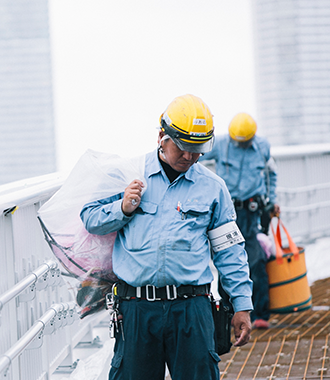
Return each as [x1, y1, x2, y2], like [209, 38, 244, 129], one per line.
[211, 296, 233, 355]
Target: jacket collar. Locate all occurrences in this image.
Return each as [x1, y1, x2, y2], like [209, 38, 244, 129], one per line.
[148, 149, 195, 183]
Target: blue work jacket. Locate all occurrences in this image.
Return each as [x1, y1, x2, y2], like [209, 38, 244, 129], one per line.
[200, 135, 277, 203]
[80, 149, 253, 312]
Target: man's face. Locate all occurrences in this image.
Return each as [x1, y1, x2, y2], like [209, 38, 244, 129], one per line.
[231, 137, 254, 149]
[158, 132, 200, 172]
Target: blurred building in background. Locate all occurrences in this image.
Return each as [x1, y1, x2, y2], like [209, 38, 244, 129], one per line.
[252, 0, 330, 146]
[0, 0, 56, 185]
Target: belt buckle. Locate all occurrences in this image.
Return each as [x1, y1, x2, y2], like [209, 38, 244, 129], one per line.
[146, 284, 161, 301]
[166, 285, 177, 300]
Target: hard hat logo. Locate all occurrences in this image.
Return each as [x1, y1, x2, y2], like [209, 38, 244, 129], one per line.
[193, 119, 207, 126]
[229, 113, 257, 142]
[160, 94, 214, 154]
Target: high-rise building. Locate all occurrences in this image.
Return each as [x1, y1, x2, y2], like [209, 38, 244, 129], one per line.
[0, 0, 56, 185]
[251, 0, 330, 146]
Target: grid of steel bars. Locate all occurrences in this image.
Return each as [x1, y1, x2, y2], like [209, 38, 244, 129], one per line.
[218, 277, 330, 379]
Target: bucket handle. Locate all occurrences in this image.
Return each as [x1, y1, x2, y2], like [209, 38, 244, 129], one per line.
[270, 217, 299, 265]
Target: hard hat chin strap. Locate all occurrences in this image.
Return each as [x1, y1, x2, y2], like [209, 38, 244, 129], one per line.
[158, 134, 171, 160]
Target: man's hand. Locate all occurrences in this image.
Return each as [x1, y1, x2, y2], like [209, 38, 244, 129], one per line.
[121, 179, 144, 216]
[272, 203, 281, 217]
[231, 311, 252, 347]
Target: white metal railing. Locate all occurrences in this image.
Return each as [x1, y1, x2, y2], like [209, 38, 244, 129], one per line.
[0, 301, 78, 377]
[272, 144, 330, 243]
[277, 181, 330, 194]
[277, 182, 330, 213]
[0, 172, 111, 380]
[0, 172, 67, 215]
[0, 260, 60, 314]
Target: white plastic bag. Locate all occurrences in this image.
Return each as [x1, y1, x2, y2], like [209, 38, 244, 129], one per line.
[37, 149, 146, 317]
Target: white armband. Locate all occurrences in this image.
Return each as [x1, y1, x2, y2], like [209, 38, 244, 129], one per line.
[208, 221, 245, 252]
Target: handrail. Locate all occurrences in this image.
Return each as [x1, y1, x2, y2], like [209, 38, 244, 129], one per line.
[0, 260, 58, 312]
[0, 172, 66, 215]
[271, 143, 330, 158]
[277, 181, 330, 194]
[280, 200, 330, 213]
[0, 302, 77, 375]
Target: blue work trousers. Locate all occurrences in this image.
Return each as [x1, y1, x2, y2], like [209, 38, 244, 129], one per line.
[236, 208, 270, 322]
[108, 295, 220, 380]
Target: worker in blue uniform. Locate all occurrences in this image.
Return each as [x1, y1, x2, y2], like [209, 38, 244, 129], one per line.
[80, 95, 253, 380]
[200, 113, 280, 330]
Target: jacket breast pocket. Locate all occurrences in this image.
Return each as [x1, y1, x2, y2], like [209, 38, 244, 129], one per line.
[249, 160, 266, 180]
[123, 200, 157, 251]
[170, 203, 210, 251]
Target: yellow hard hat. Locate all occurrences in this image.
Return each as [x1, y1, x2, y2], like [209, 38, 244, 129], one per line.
[228, 113, 257, 142]
[160, 94, 214, 153]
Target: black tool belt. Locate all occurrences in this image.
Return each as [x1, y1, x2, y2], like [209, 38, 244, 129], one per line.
[232, 195, 266, 212]
[114, 281, 210, 301]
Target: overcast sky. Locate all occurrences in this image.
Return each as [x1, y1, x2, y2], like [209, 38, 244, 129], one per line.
[49, 0, 256, 172]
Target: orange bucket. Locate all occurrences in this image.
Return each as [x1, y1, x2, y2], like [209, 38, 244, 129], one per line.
[266, 219, 312, 314]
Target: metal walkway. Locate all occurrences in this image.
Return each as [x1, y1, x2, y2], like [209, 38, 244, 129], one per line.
[219, 277, 330, 380]
[166, 277, 330, 380]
